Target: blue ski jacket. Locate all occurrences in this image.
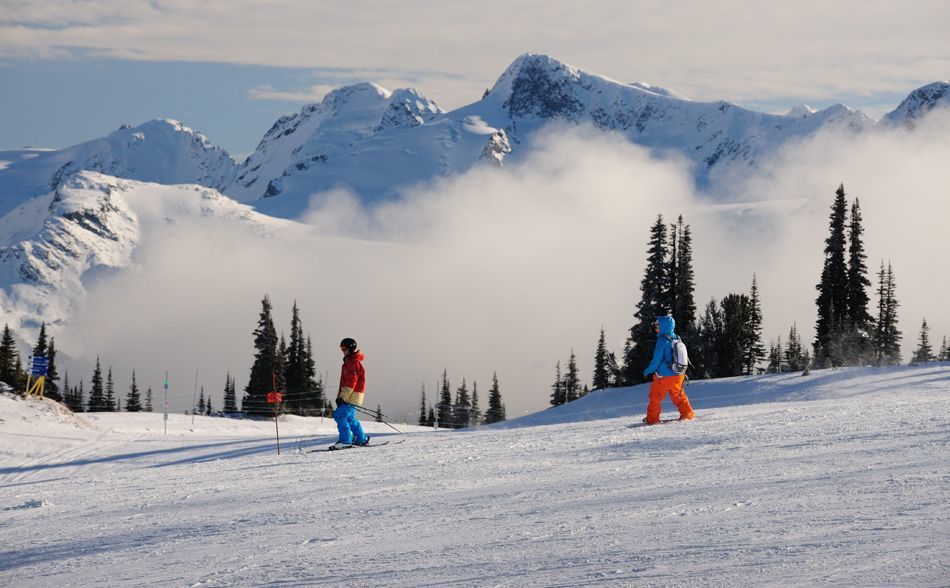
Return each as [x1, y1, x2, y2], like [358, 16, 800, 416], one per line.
[644, 315, 680, 378]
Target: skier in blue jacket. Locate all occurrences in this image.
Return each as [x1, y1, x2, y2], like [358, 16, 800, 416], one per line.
[643, 315, 695, 424]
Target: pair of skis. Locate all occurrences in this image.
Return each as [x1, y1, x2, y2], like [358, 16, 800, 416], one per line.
[307, 439, 405, 453]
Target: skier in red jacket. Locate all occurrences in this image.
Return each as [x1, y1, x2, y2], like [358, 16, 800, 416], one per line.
[331, 337, 369, 449]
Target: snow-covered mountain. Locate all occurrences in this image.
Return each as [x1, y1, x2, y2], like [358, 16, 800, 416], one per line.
[231, 54, 882, 215]
[0, 171, 286, 333]
[881, 81, 950, 126]
[0, 119, 239, 219]
[2, 56, 944, 222]
[226, 83, 446, 206]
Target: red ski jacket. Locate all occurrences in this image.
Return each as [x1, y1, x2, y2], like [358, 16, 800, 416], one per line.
[338, 351, 366, 406]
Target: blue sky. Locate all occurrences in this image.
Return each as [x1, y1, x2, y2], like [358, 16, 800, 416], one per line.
[1, 1, 948, 156]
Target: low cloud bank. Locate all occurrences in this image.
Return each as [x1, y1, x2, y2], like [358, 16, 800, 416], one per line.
[68, 119, 950, 418]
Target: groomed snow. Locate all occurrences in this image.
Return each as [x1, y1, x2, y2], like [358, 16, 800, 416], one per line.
[1, 364, 948, 586]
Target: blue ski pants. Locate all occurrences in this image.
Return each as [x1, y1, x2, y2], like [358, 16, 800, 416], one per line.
[333, 402, 367, 445]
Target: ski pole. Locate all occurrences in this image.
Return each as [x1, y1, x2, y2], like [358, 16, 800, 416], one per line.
[353, 405, 403, 434]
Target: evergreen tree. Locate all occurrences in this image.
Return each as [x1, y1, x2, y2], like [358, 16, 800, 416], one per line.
[564, 351, 581, 402]
[767, 337, 784, 373]
[33, 322, 48, 359]
[206, 396, 213, 415]
[785, 323, 806, 371]
[694, 294, 757, 379]
[470, 381, 481, 426]
[912, 318, 935, 364]
[550, 361, 565, 407]
[0, 324, 20, 389]
[426, 406, 436, 427]
[244, 295, 279, 416]
[46, 338, 61, 402]
[62, 371, 75, 411]
[845, 198, 874, 364]
[375, 404, 383, 423]
[437, 369, 453, 427]
[484, 372, 506, 424]
[88, 358, 105, 411]
[874, 262, 902, 365]
[744, 275, 766, 375]
[30, 324, 62, 401]
[75, 380, 85, 412]
[454, 378, 472, 428]
[105, 367, 116, 412]
[815, 184, 850, 366]
[126, 371, 143, 412]
[14, 355, 26, 392]
[145, 385, 153, 412]
[721, 293, 753, 377]
[606, 350, 621, 387]
[624, 216, 670, 384]
[592, 327, 611, 391]
[418, 385, 428, 426]
[304, 336, 324, 416]
[197, 388, 206, 415]
[223, 372, 238, 412]
[692, 299, 722, 379]
[275, 334, 288, 396]
[284, 301, 309, 415]
[939, 337, 949, 362]
[670, 216, 698, 337]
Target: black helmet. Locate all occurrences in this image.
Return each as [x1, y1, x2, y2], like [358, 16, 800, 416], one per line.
[340, 338, 358, 353]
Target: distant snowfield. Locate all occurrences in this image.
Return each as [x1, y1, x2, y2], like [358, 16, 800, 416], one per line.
[1, 364, 948, 586]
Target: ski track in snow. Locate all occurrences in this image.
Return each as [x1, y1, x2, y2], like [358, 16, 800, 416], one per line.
[1, 364, 948, 586]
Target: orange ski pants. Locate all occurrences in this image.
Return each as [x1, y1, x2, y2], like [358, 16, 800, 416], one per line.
[645, 374, 694, 424]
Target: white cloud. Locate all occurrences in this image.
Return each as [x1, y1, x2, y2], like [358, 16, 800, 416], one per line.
[247, 84, 337, 102]
[59, 115, 950, 420]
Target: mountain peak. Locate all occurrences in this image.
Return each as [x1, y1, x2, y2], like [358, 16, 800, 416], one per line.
[321, 82, 392, 110]
[883, 81, 950, 126]
[487, 53, 585, 119]
[786, 104, 817, 119]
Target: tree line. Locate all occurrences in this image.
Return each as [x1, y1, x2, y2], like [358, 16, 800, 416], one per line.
[550, 183, 947, 406]
[416, 370, 507, 428]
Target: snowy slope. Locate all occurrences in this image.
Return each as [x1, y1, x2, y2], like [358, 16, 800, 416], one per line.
[0, 120, 239, 218]
[1, 364, 947, 586]
[232, 54, 877, 214]
[0, 171, 290, 333]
